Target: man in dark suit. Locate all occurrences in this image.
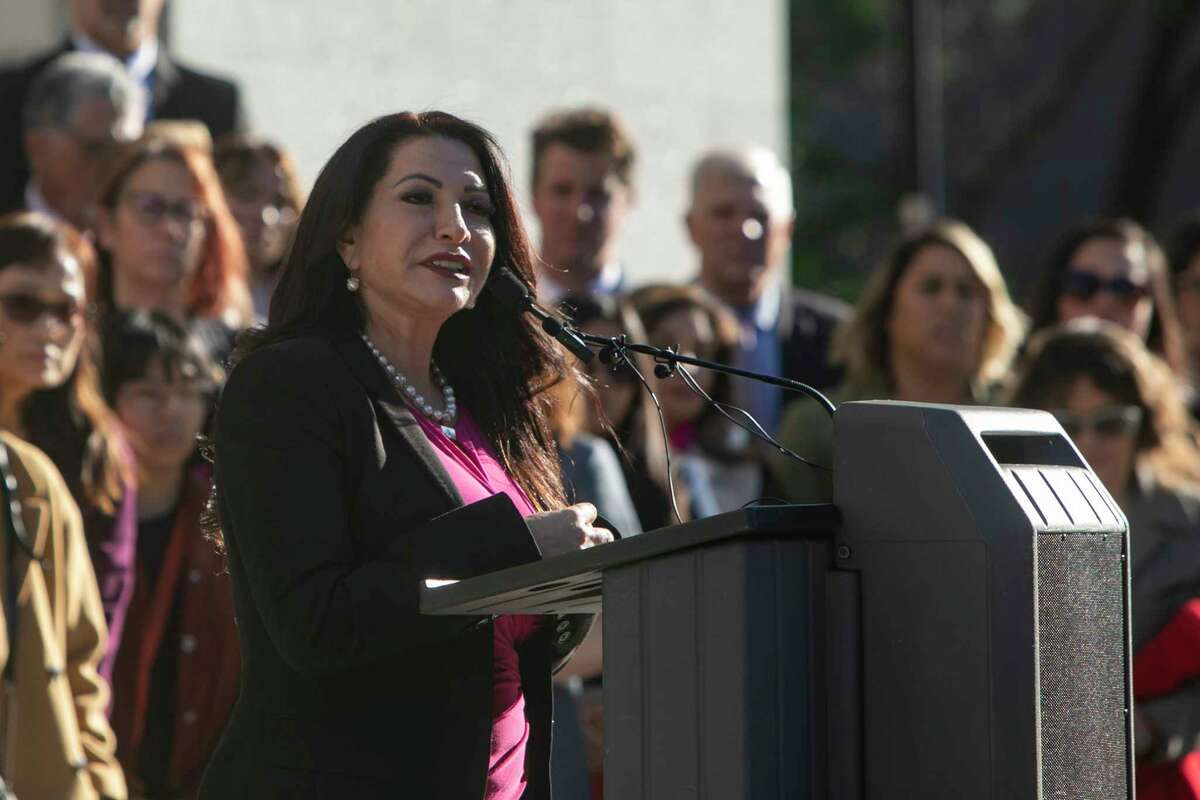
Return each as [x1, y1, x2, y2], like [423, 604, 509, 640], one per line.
[686, 146, 849, 435]
[0, 0, 246, 213]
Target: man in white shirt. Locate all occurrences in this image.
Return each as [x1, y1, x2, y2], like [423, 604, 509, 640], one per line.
[19, 52, 145, 230]
[530, 108, 636, 303]
[0, 0, 244, 214]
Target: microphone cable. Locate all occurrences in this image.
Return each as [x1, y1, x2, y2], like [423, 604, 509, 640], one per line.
[673, 362, 831, 473]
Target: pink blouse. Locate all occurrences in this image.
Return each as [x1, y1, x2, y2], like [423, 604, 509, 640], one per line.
[413, 410, 542, 800]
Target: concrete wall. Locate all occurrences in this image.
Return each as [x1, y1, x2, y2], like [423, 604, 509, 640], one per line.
[0, 0, 66, 62]
[169, 0, 788, 286]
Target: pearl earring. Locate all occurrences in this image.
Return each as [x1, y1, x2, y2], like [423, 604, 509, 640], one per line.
[346, 275, 360, 292]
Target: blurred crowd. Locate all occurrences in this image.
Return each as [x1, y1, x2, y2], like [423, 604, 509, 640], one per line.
[2, 2, 1200, 799]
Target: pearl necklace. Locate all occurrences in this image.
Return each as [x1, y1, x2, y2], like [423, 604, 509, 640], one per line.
[361, 334, 458, 427]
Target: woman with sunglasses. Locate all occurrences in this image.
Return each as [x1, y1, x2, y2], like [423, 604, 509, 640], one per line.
[0, 212, 137, 686]
[1028, 218, 1187, 374]
[1010, 319, 1200, 800]
[0, 212, 127, 799]
[95, 135, 253, 363]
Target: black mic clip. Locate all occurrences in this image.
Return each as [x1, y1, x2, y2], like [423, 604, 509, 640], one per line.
[653, 347, 679, 380]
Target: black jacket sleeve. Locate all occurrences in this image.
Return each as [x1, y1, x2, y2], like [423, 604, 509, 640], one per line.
[215, 342, 542, 675]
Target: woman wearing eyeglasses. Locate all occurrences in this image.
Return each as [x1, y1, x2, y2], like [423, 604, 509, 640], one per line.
[1028, 218, 1187, 375]
[1010, 319, 1200, 800]
[95, 135, 253, 362]
[0, 212, 137, 688]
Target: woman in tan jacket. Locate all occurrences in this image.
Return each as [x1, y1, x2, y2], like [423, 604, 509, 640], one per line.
[0, 220, 125, 797]
[0, 430, 126, 799]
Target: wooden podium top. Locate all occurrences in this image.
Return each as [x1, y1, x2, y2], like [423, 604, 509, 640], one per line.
[419, 503, 839, 616]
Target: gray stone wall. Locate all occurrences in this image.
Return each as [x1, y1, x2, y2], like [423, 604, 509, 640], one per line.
[0, 1, 786, 285]
[171, 0, 787, 286]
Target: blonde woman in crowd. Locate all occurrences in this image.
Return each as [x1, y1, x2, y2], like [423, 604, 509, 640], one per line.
[1009, 320, 1200, 799]
[771, 218, 1025, 503]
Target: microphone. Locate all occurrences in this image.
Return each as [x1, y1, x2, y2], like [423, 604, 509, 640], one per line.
[489, 270, 595, 364]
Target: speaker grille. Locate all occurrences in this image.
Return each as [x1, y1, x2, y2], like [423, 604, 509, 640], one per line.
[1036, 533, 1129, 799]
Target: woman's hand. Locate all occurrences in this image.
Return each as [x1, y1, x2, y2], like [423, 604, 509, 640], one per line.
[527, 503, 614, 558]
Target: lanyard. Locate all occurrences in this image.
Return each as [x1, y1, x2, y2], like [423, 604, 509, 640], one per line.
[0, 440, 36, 688]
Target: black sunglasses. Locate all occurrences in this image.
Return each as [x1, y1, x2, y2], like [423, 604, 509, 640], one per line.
[1062, 269, 1148, 304]
[0, 293, 83, 326]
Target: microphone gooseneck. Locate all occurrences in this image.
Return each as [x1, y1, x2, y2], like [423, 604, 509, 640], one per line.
[490, 270, 595, 364]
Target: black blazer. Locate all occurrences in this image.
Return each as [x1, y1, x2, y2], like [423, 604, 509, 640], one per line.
[0, 41, 245, 214]
[778, 286, 850, 393]
[199, 334, 590, 799]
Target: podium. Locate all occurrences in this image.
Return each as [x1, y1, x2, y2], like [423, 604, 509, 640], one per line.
[422, 503, 840, 798]
[421, 402, 1135, 799]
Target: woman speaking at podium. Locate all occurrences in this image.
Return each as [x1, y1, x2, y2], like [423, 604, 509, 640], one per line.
[199, 112, 611, 799]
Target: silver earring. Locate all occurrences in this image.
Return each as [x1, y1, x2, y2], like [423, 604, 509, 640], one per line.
[346, 275, 360, 292]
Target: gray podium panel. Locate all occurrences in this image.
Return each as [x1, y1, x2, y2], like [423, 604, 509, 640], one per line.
[603, 536, 831, 799]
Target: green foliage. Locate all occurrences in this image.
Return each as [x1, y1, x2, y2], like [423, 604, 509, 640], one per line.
[789, 0, 896, 301]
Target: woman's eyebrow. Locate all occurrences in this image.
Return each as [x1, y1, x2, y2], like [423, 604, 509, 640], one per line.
[393, 173, 442, 189]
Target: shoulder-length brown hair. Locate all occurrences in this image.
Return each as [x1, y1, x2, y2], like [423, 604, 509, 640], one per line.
[835, 218, 1026, 390]
[97, 136, 252, 326]
[628, 283, 747, 460]
[1028, 217, 1186, 374]
[0, 212, 131, 514]
[226, 111, 570, 511]
[1009, 319, 1200, 492]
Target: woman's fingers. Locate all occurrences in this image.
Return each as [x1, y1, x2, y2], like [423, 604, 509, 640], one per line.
[572, 502, 598, 526]
[581, 526, 614, 549]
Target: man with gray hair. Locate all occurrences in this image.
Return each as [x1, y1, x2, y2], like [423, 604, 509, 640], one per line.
[9, 52, 145, 229]
[686, 146, 848, 434]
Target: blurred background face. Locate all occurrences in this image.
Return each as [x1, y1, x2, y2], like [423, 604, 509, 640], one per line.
[70, 0, 165, 57]
[1051, 376, 1141, 497]
[114, 356, 207, 475]
[1173, 250, 1200, 356]
[1057, 236, 1153, 340]
[532, 143, 631, 275]
[580, 318, 638, 434]
[688, 171, 793, 308]
[220, 154, 298, 275]
[25, 96, 136, 229]
[646, 306, 718, 430]
[886, 243, 987, 380]
[99, 157, 209, 300]
[0, 258, 86, 396]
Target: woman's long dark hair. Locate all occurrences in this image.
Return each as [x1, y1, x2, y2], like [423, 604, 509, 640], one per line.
[1027, 218, 1186, 373]
[0, 212, 131, 514]
[221, 111, 569, 512]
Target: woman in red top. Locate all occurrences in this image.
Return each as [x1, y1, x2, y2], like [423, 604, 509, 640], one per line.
[200, 112, 611, 799]
[102, 309, 237, 798]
